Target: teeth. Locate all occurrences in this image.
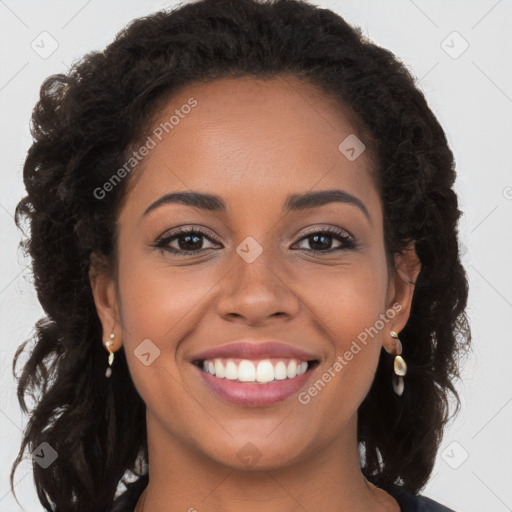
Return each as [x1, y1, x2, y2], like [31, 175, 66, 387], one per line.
[287, 359, 297, 378]
[274, 361, 288, 380]
[225, 360, 238, 380]
[201, 358, 309, 383]
[256, 360, 274, 383]
[214, 359, 226, 378]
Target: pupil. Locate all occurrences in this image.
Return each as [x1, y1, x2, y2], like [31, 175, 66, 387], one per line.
[179, 234, 202, 250]
[310, 234, 331, 250]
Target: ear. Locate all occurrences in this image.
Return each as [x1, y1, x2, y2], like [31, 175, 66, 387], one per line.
[384, 240, 421, 352]
[89, 252, 122, 351]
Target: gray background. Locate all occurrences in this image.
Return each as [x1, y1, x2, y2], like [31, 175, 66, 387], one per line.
[1, 1, 511, 510]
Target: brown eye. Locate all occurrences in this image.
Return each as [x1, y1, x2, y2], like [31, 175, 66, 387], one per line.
[154, 227, 221, 255]
[293, 228, 356, 253]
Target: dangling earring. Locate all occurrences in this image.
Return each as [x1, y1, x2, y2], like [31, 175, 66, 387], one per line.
[105, 332, 115, 378]
[390, 330, 407, 396]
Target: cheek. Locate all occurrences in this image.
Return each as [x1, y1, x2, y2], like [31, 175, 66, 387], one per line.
[117, 249, 219, 344]
[296, 253, 389, 411]
[298, 249, 389, 342]
[115, 251, 223, 392]
[115, 262, 206, 416]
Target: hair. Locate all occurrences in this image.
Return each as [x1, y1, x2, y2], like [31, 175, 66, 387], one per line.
[11, 0, 471, 510]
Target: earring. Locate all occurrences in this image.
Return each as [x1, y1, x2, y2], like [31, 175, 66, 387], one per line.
[105, 333, 115, 378]
[390, 330, 407, 396]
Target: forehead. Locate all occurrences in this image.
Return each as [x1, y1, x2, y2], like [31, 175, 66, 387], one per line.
[120, 76, 380, 223]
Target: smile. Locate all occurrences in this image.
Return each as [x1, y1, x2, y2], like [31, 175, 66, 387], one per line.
[197, 357, 316, 383]
[193, 357, 320, 407]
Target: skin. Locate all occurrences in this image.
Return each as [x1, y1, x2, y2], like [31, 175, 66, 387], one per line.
[90, 76, 421, 512]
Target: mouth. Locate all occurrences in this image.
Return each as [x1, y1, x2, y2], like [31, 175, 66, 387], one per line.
[192, 357, 320, 384]
[191, 357, 321, 406]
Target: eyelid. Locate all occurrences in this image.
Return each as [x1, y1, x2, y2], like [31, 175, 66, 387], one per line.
[155, 225, 221, 245]
[297, 224, 355, 241]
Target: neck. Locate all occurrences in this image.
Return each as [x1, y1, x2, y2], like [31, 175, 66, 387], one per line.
[138, 411, 398, 512]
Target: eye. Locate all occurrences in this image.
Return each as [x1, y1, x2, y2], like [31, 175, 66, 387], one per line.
[152, 225, 357, 256]
[153, 227, 221, 255]
[292, 227, 356, 253]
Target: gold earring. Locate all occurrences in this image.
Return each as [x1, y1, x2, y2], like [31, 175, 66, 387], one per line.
[390, 330, 407, 396]
[105, 333, 115, 378]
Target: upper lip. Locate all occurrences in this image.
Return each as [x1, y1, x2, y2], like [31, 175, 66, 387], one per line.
[190, 340, 320, 362]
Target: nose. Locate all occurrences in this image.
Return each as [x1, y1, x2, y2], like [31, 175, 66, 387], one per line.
[216, 246, 300, 326]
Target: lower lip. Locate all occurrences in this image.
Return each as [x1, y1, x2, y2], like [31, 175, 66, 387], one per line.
[193, 363, 318, 407]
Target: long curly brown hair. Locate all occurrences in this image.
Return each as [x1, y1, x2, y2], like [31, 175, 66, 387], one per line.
[11, 0, 471, 510]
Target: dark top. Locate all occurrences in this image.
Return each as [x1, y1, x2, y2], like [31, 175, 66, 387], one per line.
[111, 474, 456, 511]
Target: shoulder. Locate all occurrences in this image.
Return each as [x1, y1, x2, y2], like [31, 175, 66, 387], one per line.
[110, 475, 148, 512]
[385, 484, 457, 512]
[110, 476, 456, 512]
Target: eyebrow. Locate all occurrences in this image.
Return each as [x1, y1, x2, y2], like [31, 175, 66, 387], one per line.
[141, 189, 371, 223]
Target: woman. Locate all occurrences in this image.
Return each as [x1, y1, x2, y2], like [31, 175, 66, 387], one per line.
[11, 0, 470, 510]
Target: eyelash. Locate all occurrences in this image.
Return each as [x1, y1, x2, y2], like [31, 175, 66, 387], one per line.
[152, 226, 357, 255]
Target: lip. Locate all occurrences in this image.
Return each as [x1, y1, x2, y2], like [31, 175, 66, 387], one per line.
[189, 340, 320, 363]
[192, 360, 320, 407]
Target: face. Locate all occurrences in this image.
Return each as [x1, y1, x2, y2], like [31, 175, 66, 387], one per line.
[91, 75, 419, 471]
